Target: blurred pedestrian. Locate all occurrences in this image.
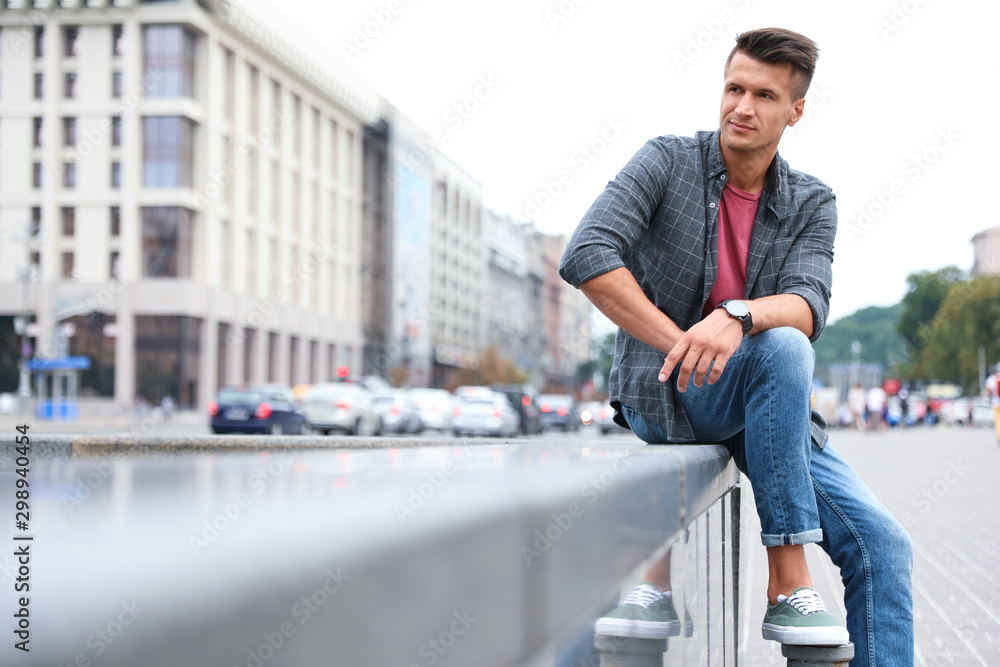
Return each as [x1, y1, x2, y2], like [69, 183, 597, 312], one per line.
[866, 385, 886, 432]
[847, 382, 866, 430]
[986, 363, 1000, 443]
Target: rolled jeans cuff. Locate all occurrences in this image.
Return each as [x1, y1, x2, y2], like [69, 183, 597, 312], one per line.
[760, 528, 824, 547]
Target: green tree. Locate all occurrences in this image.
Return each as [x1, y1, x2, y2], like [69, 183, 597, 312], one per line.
[812, 305, 910, 382]
[897, 266, 966, 354]
[917, 275, 1000, 387]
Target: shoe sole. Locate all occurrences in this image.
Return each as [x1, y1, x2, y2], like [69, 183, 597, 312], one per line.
[595, 618, 680, 639]
[761, 623, 850, 646]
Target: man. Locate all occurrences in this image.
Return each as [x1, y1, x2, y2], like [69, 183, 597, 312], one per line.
[560, 28, 913, 664]
[847, 382, 867, 430]
[866, 384, 887, 432]
[986, 363, 1000, 443]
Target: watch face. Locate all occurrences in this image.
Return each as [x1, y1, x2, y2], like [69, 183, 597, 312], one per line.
[726, 300, 750, 318]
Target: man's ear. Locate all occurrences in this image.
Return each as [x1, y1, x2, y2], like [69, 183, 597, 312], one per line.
[787, 97, 806, 127]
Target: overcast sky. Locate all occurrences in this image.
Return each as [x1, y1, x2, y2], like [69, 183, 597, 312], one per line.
[240, 0, 997, 324]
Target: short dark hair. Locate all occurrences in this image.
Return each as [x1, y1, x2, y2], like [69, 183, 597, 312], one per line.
[726, 28, 818, 100]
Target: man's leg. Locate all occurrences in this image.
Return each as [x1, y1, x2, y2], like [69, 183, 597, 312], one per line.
[812, 439, 914, 667]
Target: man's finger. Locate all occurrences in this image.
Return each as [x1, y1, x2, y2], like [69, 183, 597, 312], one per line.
[660, 341, 689, 381]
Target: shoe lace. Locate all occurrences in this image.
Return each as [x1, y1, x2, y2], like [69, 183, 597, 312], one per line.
[622, 584, 663, 609]
[785, 589, 828, 615]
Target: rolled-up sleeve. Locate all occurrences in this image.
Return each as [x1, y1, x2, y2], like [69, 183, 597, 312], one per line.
[559, 138, 674, 288]
[777, 189, 837, 342]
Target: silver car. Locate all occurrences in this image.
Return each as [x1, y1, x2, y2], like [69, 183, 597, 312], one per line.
[372, 390, 424, 434]
[303, 383, 383, 435]
[451, 392, 520, 438]
[408, 388, 454, 431]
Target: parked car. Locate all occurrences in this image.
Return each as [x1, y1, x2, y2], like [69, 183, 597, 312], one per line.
[372, 390, 423, 434]
[303, 383, 383, 435]
[209, 384, 308, 435]
[452, 392, 520, 438]
[492, 383, 543, 435]
[537, 394, 580, 431]
[408, 388, 454, 432]
[595, 402, 629, 435]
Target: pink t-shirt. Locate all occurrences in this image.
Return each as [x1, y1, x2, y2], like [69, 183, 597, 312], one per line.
[702, 182, 761, 318]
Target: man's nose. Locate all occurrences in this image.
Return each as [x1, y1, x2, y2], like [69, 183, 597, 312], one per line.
[735, 93, 754, 116]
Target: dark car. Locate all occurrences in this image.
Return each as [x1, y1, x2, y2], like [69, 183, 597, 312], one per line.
[492, 383, 543, 435]
[537, 394, 580, 432]
[209, 384, 308, 435]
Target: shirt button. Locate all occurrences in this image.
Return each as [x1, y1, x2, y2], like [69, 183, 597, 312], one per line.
[710, 202, 716, 208]
[721, 174, 727, 181]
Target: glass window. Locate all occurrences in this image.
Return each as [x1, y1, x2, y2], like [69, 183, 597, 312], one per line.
[113, 25, 124, 57]
[143, 116, 195, 187]
[34, 73, 43, 99]
[33, 117, 43, 147]
[110, 252, 120, 279]
[143, 25, 196, 98]
[112, 116, 122, 146]
[30, 207, 41, 238]
[34, 27, 43, 59]
[33, 163, 42, 189]
[141, 207, 194, 278]
[111, 161, 121, 188]
[61, 207, 75, 236]
[112, 71, 122, 99]
[64, 72, 76, 99]
[63, 117, 76, 146]
[135, 315, 202, 409]
[110, 206, 121, 236]
[64, 163, 76, 188]
[61, 252, 74, 279]
[64, 27, 79, 58]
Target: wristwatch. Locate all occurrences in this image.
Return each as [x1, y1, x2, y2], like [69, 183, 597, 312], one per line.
[717, 299, 753, 336]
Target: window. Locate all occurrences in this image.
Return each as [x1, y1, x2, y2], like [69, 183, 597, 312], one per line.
[64, 27, 79, 58]
[224, 49, 235, 121]
[141, 207, 194, 278]
[34, 73, 43, 99]
[112, 71, 122, 99]
[111, 161, 121, 188]
[110, 206, 121, 236]
[33, 163, 42, 189]
[33, 117, 43, 147]
[112, 25, 124, 57]
[61, 252, 74, 280]
[61, 207, 75, 236]
[110, 252, 120, 279]
[143, 116, 195, 187]
[34, 27, 43, 59]
[143, 25, 196, 98]
[63, 117, 76, 146]
[63, 162, 76, 188]
[64, 72, 76, 99]
[112, 116, 122, 146]
[30, 207, 41, 238]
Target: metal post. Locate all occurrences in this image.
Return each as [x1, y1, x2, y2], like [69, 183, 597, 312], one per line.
[781, 642, 854, 666]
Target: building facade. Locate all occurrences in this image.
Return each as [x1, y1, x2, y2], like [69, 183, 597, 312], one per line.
[0, 0, 376, 408]
[972, 227, 1000, 277]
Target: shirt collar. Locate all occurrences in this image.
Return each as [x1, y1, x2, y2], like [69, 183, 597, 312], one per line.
[702, 129, 791, 214]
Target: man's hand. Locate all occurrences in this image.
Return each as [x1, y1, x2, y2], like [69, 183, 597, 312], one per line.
[659, 308, 744, 392]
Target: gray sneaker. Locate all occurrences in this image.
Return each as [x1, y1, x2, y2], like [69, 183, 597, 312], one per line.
[761, 587, 849, 646]
[595, 583, 681, 639]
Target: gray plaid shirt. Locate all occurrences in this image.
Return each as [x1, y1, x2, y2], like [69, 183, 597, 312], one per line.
[559, 130, 836, 445]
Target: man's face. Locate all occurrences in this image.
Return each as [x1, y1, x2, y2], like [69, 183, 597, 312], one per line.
[719, 51, 806, 157]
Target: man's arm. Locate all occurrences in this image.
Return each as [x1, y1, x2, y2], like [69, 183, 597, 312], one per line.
[579, 267, 684, 354]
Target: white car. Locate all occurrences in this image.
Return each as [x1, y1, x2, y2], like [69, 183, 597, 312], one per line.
[303, 383, 383, 435]
[452, 392, 520, 438]
[408, 388, 454, 431]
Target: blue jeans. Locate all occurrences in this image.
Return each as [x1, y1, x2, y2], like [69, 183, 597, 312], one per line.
[622, 327, 914, 666]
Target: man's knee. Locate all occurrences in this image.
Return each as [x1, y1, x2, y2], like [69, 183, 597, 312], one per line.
[751, 327, 815, 379]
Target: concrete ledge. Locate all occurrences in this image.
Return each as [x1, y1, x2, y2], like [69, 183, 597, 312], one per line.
[6, 440, 738, 666]
[782, 642, 855, 666]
